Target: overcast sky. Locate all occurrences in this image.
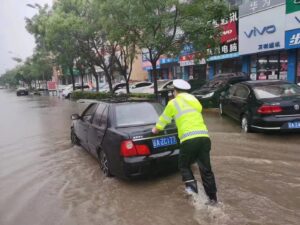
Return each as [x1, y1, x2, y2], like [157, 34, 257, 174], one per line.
[0, 0, 53, 75]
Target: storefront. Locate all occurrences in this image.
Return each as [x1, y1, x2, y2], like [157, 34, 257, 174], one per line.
[249, 51, 288, 80]
[214, 57, 242, 74]
[179, 52, 207, 80]
[239, 1, 287, 80]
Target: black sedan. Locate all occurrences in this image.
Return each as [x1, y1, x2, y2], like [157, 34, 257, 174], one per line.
[219, 80, 300, 133]
[192, 72, 249, 107]
[71, 99, 179, 179]
[16, 87, 29, 96]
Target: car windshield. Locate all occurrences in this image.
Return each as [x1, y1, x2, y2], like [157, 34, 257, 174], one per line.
[253, 84, 300, 99]
[115, 102, 163, 127]
[157, 81, 170, 89]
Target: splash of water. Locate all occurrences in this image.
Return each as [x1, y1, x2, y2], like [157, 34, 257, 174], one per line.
[185, 183, 230, 225]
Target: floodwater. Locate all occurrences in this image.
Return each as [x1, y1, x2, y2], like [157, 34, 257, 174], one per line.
[0, 89, 299, 225]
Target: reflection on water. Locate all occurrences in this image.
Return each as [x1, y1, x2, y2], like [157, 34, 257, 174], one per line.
[0, 90, 299, 225]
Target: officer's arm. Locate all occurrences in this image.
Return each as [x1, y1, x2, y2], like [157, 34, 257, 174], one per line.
[155, 101, 175, 131]
[194, 100, 203, 113]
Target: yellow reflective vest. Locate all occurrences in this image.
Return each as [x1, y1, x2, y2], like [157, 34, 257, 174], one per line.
[155, 93, 209, 143]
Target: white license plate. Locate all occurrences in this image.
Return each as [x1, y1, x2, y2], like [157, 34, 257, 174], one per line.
[288, 121, 300, 129]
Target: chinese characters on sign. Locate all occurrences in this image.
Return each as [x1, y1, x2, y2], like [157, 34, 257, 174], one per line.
[239, 0, 284, 17]
[208, 11, 239, 57]
[285, 28, 300, 49]
[258, 42, 281, 50]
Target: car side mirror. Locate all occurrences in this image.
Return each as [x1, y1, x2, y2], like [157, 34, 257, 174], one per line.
[71, 114, 80, 120]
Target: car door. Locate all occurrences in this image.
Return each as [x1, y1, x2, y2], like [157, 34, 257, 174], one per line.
[230, 85, 250, 120]
[87, 103, 109, 158]
[221, 85, 237, 116]
[76, 103, 98, 150]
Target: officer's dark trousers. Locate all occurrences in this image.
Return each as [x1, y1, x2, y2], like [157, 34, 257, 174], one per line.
[178, 137, 217, 197]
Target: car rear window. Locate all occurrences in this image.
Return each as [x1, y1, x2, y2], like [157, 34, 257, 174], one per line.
[115, 103, 163, 127]
[253, 84, 300, 99]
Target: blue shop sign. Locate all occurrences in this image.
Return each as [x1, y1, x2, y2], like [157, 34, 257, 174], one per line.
[160, 57, 179, 64]
[285, 28, 300, 49]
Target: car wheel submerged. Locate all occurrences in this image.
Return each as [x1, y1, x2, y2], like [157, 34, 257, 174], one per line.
[98, 149, 112, 177]
[241, 115, 252, 133]
[71, 129, 80, 145]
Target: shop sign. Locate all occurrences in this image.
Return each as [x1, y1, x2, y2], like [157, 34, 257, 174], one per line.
[179, 53, 206, 67]
[208, 11, 239, 58]
[47, 81, 57, 91]
[239, 0, 284, 17]
[285, 28, 300, 49]
[285, 0, 300, 31]
[160, 57, 178, 64]
[239, 5, 285, 55]
[285, 12, 300, 31]
[286, 0, 300, 14]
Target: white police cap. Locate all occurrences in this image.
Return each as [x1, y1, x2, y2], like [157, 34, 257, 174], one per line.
[173, 79, 191, 91]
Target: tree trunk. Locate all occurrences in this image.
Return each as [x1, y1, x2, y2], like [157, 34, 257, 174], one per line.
[69, 65, 75, 91]
[90, 65, 99, 92]
[152, 63, 158, 100]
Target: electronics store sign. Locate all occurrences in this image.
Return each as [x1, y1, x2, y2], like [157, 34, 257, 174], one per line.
[285, 28, 300, 49]
[239, 5, 285, 55]
[239, 0, 285, 17]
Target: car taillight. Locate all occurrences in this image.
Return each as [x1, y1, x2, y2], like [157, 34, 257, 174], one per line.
[120, 140, 150, 157]
[257, 105, 282, 114]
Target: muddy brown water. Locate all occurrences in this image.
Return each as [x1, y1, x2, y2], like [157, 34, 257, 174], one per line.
[0, 90, 299, 225]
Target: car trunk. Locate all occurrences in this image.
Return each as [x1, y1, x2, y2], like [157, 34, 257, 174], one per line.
[262, 96, 300, 116]
[117, 123, 179, 155]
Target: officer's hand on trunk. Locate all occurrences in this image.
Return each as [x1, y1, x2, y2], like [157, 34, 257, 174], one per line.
[152, 127, 160, 134]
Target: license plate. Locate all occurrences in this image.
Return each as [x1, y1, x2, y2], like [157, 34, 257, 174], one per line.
[288, 121, 300, 129]
[152, 136, 177, 148]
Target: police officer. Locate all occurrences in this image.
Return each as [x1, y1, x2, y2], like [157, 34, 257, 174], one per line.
[152, 79, 217, 204]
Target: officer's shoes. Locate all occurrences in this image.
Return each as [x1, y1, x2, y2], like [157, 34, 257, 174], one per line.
[205, 199, 218, 206]
[185, 180, 198, 194]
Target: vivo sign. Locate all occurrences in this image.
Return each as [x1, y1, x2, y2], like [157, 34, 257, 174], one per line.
[239, 4, 285, 55]
[244, 25, 276, 38]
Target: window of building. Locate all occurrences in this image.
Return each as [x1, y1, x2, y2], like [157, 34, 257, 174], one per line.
[215, 58, 242, 74]
[251, 51, 288, 81]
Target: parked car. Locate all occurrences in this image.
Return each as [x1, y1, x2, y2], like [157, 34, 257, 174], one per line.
[70, 99, 179, 179]
[142, 80, 174, 94]
[16, 87, 29, 96]
[188, 79, 206, 92]
[99, 82, 127, 93]
[219, 80, 300, 133]
[62, 84, 90, 98]
[192, 73, 249, 107]
[115, 81, 153, 94]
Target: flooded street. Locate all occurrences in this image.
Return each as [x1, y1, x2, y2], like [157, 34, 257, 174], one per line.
[0, 89, 299, 225]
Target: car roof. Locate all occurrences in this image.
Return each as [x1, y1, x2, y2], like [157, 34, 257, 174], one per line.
[240, 80, 290, 87]
[77, 98, 155, 105]
[214, 72, 247, 78]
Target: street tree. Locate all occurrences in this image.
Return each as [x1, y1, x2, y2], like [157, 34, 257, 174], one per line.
[107, 0, 228, 98]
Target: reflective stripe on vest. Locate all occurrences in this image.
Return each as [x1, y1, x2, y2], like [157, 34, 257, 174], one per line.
[161, 113, 172, 123]
[173, 99, 198, 120]
[180, 130, 209, 140]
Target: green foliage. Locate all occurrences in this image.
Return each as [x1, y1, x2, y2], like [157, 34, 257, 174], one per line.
[70, 91, 155, 101]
